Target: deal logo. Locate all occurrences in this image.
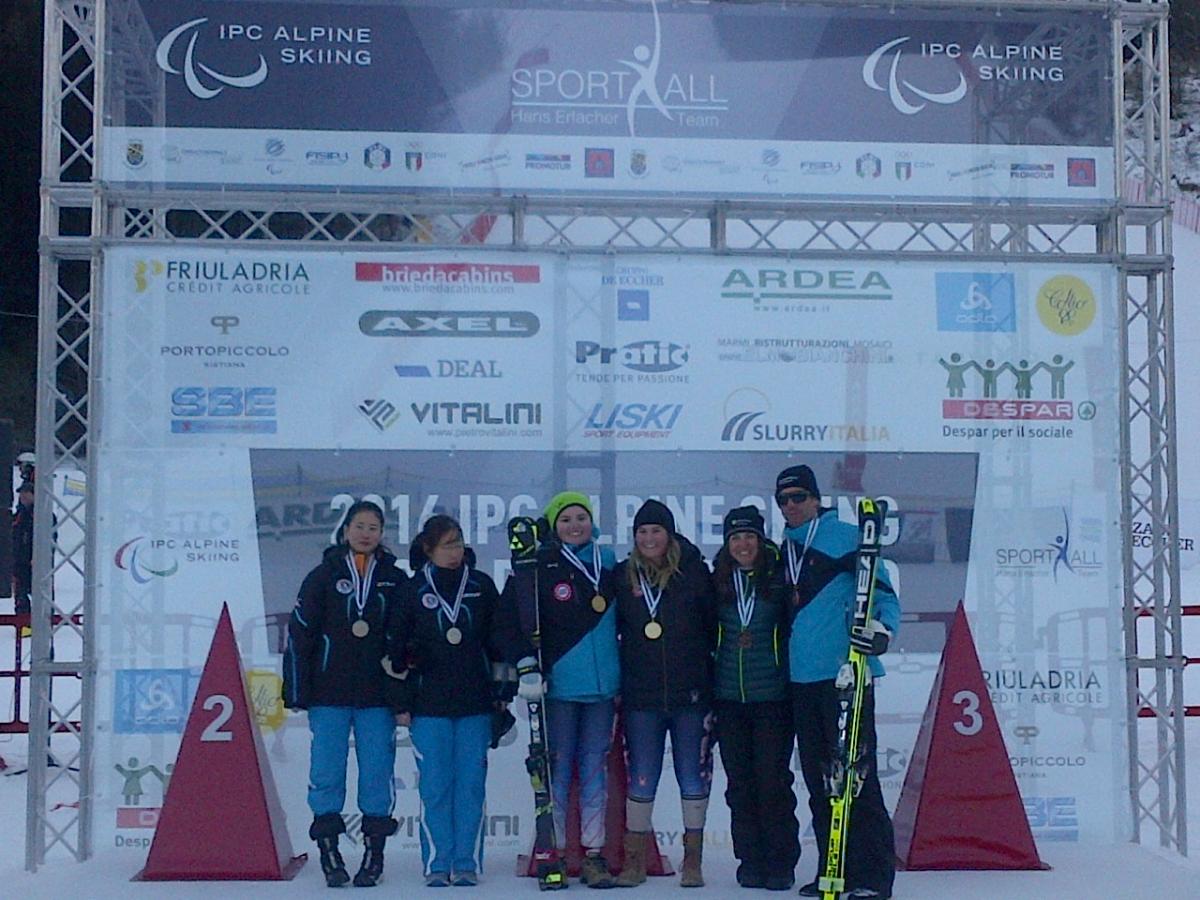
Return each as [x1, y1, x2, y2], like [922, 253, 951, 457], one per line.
[935, 272, 1016, 332]
[1036, 275, 1095, 336]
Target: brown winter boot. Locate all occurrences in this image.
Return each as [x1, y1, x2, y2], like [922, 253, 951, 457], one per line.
[614, 831, 648, 887]
[679, 830, 704, 888]
[581, 852, 617, 889]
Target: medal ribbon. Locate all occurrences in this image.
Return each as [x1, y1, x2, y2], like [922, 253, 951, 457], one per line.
[424, 562, 468, 627]
[785, 517, 820, 588]
[561, 542, 602, 592]
[346, 553, 377, 619]
[734, 569, 755, 630]
[637, 569, 664, 622]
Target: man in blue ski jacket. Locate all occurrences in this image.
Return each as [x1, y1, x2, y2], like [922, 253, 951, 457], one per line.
[776, 464, 899, 900]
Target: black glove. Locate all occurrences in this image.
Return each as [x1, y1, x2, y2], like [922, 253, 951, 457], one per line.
[490, 708, 517, 749]
[849, 619, 891, 656]
[508, 516, 539, 567]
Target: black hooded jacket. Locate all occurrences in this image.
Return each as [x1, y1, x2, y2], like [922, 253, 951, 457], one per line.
[613, 535, 717, 712]
[282, 544, 407, 709]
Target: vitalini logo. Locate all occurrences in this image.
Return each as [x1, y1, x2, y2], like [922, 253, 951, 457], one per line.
[156, 18, 269, 100]
[863, 37, 967, 115]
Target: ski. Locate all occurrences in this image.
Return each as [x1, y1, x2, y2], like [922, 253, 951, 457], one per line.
[508, 516, 567, 891]
[819, 498, 887, 900]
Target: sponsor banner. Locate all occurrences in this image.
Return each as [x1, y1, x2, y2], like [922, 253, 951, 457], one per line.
[101, 248, 1119, 456]
[102, 0, 1114, 201]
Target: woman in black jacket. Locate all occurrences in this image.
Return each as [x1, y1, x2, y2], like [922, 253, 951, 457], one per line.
[282, 500, 406, 888]
[386, 514, 529, 887]
[712, 505, 800, 891]
[612, 499, 717, 888]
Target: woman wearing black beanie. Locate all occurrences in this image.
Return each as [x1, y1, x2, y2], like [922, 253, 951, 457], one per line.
[612, 499, 717, 888]
[711, 505, 800, 891]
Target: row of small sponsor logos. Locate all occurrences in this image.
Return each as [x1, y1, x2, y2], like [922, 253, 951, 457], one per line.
[127, 136, 1099, 190]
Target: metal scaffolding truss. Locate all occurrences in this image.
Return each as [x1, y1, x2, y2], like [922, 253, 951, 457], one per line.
[30, 0, 1184, 869]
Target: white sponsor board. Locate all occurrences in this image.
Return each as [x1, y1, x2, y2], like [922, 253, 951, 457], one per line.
[94, 246, 1125, 855]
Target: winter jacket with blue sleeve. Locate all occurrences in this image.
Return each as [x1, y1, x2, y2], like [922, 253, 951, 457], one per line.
[501, 539, 620, 703]
[783, 508, 900, 683]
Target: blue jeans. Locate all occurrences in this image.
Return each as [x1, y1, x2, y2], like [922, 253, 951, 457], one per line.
[411, 714, 491, 876]
[624, 707, 712, 802]
[307, 706, 396, 818]
[546, 698, 614, 850]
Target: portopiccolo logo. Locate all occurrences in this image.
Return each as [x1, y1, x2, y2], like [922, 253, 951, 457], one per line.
[509, 0, 726, 136]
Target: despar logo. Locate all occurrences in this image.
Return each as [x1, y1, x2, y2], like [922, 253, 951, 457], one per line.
[939, 351, 1087, 425]
[935, 272, 1016, 332]
[720, 387, 887, 444]
[359, 310, 540, 338]
[863, 37, 967, 115]
[509, 0, 726, 136]
[155, 17, 373, 100]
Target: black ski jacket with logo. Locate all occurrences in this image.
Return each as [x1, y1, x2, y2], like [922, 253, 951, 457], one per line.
[613, 535, 717, 712]
[282, 545, 407, 709]
[712, 545, 792, 704]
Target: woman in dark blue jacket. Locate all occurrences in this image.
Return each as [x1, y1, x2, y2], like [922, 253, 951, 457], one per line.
[282, 500, 406, 888]
[502, 491, 620, 888]
[386, 514, 529, 887]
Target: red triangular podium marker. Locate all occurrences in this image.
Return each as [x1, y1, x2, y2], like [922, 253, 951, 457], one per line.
[894, 602, 1048, 870]
[136, 604, 305, 880]
[518, 707, 673, 877]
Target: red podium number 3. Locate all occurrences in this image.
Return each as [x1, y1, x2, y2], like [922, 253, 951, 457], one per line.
[951, 690, 983, 736]
[136, 604, 304, 881]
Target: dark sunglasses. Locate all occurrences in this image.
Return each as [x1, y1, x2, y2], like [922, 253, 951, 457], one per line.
[776, 491, 811, 506]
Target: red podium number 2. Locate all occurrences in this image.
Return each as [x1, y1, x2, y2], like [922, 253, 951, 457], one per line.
[200, 694, 235, 743]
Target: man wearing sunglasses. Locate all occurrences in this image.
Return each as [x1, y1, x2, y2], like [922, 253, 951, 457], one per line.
[775, 465, 899, 900]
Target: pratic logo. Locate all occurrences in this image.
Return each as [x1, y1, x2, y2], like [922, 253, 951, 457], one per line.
[154, 17, 373, 100]
[170, 386, 277, 433]
[935, 272, 1016, 332]
[582, 402, 683, 440]
[993, 507, 1103, 581]
[509, 0, 727, 137]
[133, 258, 311, 296]
[938, 352, 1093, 425]
[719, 388, 888, 445]
[114, 536, 179, 583]
[720, 267, 893, 312]
[1036, 275, 1095, 336]
[395, 359, 503, 379]
[355, 262, 541, 295]
[574, 339, 688, 381]
[359, 310, 540, 338]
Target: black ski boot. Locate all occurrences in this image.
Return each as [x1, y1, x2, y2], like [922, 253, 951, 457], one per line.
[353, 816, 398, 887]
[311, 813, 351, 888]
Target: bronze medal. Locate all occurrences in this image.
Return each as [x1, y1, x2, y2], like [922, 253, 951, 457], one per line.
[352, 619, 370, 638]
[792, 588, 801, 607]
[446, 626, 463, 645]
[644, 620, 663, 640]
[738, 630, 753, 649]
[591, 594, 607, 614]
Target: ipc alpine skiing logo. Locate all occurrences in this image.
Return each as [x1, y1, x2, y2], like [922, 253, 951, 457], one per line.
[156, 18, 269, 99]
[862, 37, 967, 115]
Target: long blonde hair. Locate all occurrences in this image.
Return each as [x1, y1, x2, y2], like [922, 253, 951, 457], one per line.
[628, 537, 682, 592]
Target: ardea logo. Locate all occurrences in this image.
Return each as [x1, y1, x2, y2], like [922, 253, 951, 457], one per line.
[156, 18, 269, 100]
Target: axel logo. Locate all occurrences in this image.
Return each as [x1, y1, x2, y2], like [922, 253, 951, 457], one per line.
[156, 18, 269, 100]
[114, 537, 179, 583]
[863, 37, 967, 115]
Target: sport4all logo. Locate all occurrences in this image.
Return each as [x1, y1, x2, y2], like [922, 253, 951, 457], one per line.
[938, 353, 1095, 424]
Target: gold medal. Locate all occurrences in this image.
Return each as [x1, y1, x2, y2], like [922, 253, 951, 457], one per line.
[644, 620, 663, 640]
[446, 626, 463, 645]
[352, 619, 370, 638]
[591, 594, 607, 614]
[738, 630, 753, 649]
